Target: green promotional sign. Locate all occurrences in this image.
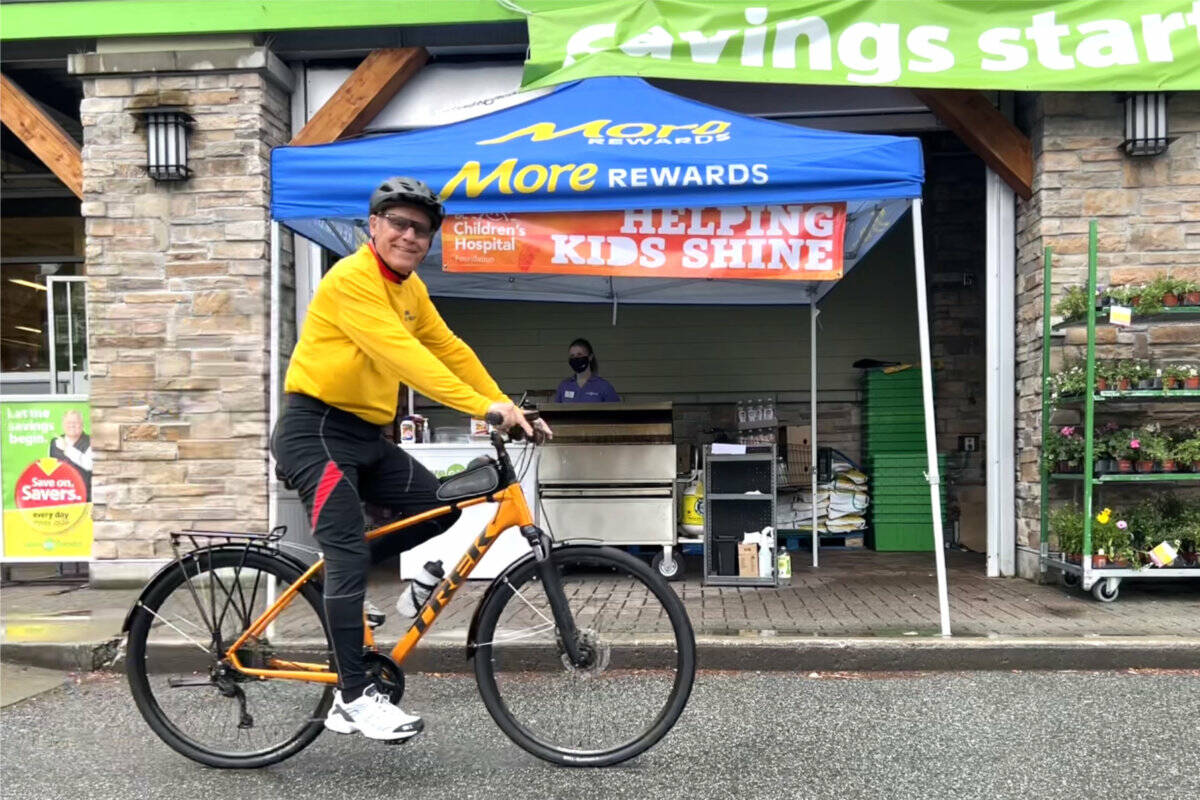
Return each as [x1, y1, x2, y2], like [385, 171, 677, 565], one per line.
[1, 400, 94, 560]
[523, 1, 1200, 91]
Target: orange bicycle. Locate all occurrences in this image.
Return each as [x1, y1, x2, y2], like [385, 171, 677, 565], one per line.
[123, 410, 695, 769]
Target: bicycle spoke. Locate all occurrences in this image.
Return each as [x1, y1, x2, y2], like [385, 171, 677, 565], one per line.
[137, 603, 213, 654]
[476, 548, 694, 766]
[128, 550, 333, 767]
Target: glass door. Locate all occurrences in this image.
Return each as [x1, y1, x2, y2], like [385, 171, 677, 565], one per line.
[46, 276, 88, 395]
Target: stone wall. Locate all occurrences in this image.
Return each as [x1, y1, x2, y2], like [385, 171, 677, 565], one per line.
[1014, 92, 1200, 577]
[74, 48, 292, 564]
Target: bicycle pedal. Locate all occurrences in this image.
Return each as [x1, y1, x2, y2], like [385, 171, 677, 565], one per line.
[364, 601, 386, 629]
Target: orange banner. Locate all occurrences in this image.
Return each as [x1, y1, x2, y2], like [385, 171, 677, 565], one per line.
[442, 205, 845, 280]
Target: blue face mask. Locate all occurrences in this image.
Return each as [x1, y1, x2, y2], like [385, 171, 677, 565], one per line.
[569, 356, 591, 374]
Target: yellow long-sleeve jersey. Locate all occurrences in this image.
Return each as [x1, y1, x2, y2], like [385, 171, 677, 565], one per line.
[284, 244, 506, 425]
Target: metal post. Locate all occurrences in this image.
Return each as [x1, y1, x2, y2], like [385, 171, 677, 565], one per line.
[810, 296, 819, 568]
[268, 220, 282, 615]
[1039, 246, 1053, 575]
[1081, 221, 1098, 584]
[46, 281, 58, 395]
[911, 199, 952, 636]
[985, 169, 1016, 577]
[66, 282, 75, 394]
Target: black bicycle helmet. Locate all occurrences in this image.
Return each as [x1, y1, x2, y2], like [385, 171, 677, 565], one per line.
[369, 176, 445, 230]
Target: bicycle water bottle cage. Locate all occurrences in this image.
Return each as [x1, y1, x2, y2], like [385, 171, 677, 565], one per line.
[435, 458, 501, 501]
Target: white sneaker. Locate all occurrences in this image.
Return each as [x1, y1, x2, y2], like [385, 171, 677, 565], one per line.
[325, 685, 423, 741]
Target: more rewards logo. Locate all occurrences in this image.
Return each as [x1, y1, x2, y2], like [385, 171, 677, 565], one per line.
[477, 118, 731, 147]
[439, 118, 747, 202]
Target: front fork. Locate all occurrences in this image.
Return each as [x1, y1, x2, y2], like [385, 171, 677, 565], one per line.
[519, 524, 586, 667]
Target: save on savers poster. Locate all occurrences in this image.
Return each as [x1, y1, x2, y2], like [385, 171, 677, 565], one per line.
[1, 400, 93, 559]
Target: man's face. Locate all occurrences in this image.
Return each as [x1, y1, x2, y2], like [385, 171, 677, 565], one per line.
[368, 204, 434, 277]
[63, 412, 82, 440]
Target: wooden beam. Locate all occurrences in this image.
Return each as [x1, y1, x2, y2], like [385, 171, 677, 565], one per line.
[290, 48, 428, 146]
[0, 72, 83, 199]
[912, 89, 1032, 200]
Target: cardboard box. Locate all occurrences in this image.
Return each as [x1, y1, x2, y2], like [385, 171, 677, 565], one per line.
[738, 543, 759, 577]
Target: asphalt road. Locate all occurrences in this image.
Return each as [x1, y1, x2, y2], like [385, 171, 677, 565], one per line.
[2, 669, 1198, 800]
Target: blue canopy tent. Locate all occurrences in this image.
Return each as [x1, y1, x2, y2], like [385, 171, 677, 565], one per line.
[268, 78, 951, 633]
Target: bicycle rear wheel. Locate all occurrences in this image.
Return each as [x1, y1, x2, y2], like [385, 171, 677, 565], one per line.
[126, 548, 334, 768]
[473, 545, 695, 767]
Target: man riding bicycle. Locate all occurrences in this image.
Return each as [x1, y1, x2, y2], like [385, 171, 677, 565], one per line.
[271, 176, 545, 742]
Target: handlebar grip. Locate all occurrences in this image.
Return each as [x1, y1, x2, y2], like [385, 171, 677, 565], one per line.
[484, 411, 505, 426]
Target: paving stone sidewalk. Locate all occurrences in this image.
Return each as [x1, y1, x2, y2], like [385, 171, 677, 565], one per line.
[1, 551, 1196, 647]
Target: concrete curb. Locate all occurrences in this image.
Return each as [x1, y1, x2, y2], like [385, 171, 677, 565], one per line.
[3, 635, 1199, 674]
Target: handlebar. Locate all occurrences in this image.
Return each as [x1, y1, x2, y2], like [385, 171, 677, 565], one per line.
[484, 407, 545, 444]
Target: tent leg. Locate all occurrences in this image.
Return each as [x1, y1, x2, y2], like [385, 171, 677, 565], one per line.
[810, 296, 819, 569]
[912, 199, 952, 637]
[267, 220, 282, 626]
[268, 220, 281, 534]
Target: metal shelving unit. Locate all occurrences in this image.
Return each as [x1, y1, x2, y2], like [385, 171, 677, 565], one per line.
[1038, 221, 1200, 602]
[703, 446, 778, 587]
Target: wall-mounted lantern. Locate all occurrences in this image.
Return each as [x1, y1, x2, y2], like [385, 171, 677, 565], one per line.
[1121, 92, 1171, 157]
[134, 106, 194, 180]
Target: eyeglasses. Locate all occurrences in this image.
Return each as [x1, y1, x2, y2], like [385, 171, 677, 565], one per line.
[377, 213, 434, 239]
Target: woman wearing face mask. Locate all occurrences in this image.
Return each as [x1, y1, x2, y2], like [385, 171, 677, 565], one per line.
[554, 338, 620, 403]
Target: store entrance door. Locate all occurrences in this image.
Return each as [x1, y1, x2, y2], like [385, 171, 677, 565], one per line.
[47, 276, 88, 396]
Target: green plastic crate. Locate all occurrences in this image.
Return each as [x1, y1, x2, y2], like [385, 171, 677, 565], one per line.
[870, 522, 938, 551]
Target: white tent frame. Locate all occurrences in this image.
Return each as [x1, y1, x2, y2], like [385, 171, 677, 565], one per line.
[267, 199, 952, 637]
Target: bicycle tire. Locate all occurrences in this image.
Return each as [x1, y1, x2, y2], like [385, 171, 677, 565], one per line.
[126, 548, 334, 768]
[473, 545, 695, 767]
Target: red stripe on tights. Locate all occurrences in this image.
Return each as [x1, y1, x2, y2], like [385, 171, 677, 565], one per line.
[311, 461, 344, 530]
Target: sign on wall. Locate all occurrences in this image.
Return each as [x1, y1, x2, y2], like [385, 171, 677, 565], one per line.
[523, 0, 1200, 91]
[442, 204, 846, 280]
[1, 398, 94, 560]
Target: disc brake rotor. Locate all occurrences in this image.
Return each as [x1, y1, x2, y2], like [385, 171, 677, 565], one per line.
[560, 628, 611, 677]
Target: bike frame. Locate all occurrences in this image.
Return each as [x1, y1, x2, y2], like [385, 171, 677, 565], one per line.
[223, 482, 536, 684]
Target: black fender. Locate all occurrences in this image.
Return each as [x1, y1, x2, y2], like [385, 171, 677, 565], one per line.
[465, 543, 616, 660]
[121, 545, 318, 634]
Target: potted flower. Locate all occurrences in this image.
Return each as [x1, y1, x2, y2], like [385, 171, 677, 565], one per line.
[1138, 432, 1168, 473]
[1093, 509, 1133, 569]
[1110, 429, 1139, 473]
[1181, 279, 1200, 307]
[1135, 428, 1163, 473]
[1105, 284, 1141, 308]
[1050, 361, 1088, 401]
[1176, 435, 1200, 472]
[1135, 362, 1158, 391]
[1184, 365, 1200, 390]
[1146, 274, 1189, 308]
[1094, 361, 1114, 392]
[1163, 363, 1191, 390]
[1044, 425, 1085, 473]
[1049, 505, 1084, 564]
[1092, 431, 1114, 475]
[1052, 285, 1091, 323]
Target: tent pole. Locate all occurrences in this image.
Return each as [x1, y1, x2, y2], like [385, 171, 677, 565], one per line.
[267, 220, 282, 623]
[810, 291, 819, 568]
[268, 220, 281, 534]
[911, 199, 952, 637]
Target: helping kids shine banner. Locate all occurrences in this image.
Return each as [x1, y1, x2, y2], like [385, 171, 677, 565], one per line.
[443, 204, 846, 280]
[1, 400, 94, 559]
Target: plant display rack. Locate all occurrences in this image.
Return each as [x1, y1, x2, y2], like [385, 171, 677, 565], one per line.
[1039, 221, 1200, 601]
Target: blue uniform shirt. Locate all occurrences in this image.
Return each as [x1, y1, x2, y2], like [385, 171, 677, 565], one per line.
[554, 375, 620, 403]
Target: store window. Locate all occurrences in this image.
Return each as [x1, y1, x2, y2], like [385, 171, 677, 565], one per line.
[1, 258, 86, 395]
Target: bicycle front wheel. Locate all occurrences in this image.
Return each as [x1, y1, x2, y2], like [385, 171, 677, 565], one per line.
[126, 548, 334, 768]
[473, 545, 695, 767]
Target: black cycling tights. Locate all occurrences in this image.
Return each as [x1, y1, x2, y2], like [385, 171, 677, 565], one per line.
[271, 394, 459, 698]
